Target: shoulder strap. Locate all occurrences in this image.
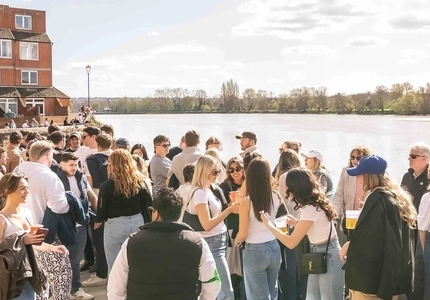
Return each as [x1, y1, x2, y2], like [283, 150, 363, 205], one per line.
[324, 221, 333, 257]
[185, 188, 201, 208]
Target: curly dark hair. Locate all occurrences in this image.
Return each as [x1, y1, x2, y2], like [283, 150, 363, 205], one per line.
[285, 167, 336, 220]
[153, 187, 183, 221]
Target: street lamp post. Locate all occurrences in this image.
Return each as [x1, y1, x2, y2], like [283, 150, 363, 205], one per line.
[85, 65, 91, 108]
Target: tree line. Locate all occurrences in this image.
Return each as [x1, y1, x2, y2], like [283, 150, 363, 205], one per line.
[83, 80, 430, 115]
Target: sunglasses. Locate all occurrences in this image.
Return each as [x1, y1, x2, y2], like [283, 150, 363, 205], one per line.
[409, 154, 425, 159]
[211, 169, 221, 176]
[350, 156, 362, 161]
[158, 143, 171, 148]
[228, 166, 243, 173]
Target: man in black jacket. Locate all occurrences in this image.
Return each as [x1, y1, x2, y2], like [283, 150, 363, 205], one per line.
[107, 187, 220, 300]
[401, 142, 430, 300]
[56, 152, 98, 300]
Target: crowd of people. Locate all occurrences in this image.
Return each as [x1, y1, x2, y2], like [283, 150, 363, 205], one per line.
[0, 124, 429, 300]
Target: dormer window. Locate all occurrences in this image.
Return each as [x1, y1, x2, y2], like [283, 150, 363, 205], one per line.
[15, 15, 32, 30]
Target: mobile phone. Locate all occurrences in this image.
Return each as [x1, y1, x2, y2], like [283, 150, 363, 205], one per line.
[34, 228, 49, 245]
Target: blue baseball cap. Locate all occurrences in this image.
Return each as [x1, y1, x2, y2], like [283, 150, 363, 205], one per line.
[347, 155, 387, 176]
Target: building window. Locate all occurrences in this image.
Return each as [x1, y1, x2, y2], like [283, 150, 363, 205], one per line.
[25, 99, 44, 116]
[15, 15, 32, 30]
[21, 71, 38, 85]
[20, 43, 38, 60]
[0, 99, 18, 116]
[0, 40, 12, 58]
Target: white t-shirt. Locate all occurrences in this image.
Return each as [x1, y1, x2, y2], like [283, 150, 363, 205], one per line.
[418, 192, 430, 231]
[74, 146, 98, 176]
[246, 192, 280, 244]
[188, 188, 226, 238]
[300, 205, 336, 244]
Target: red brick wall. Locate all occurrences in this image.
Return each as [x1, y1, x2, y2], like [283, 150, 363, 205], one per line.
[0, 5, 46, 33]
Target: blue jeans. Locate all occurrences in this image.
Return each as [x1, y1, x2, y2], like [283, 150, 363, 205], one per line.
[68, 225, 87, 293]
[424, 232, 430, 299]
[12, 281, 35, 300]
[306, 239, 344, 300]
[104, 213, 143, 273]
[204, 232, 234, 300]
[243, 239, 281, 300]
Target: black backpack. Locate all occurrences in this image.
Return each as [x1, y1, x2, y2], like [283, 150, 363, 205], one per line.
[86, 153, 109, 188]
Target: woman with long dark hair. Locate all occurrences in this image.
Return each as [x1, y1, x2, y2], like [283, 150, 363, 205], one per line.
[235, 158, 282, 300]
[260, 168, 344, 300]
[97, 149, 152, 273]
[0, 174, 68, 300]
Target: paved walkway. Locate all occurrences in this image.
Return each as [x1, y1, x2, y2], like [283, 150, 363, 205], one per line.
[80, 271, 107, 300]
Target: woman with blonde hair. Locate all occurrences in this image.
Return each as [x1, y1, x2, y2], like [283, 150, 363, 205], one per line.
[131, 154, 153, 197]
[97, 149, 152, 272]
[205, 148, 226, 182]
[339, 155, 416, 299]
[302, 150, 334, 200]
[184, 155, 239, 300]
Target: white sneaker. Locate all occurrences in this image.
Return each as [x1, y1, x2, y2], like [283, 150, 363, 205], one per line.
[82, 275, 108, 287]
[70, 288, 94, 300]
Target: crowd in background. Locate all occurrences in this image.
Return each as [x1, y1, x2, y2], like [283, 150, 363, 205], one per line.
[0, 123, 428, 300]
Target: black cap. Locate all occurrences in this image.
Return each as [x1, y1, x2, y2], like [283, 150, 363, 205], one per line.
[235, 131, 256, 141]
[116, 138, 130, 147]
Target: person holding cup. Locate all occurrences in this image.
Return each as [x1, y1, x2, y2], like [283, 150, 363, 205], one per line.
[0, 173, 68, 300]
[339, 155, 416, 299]
[219, 156, 246, 298]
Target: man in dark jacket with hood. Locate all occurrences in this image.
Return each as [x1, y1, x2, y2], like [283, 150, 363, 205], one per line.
[56, 152, 98, 300]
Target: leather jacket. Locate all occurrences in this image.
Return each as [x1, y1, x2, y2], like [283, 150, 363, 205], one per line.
[0, 233, 46, 299]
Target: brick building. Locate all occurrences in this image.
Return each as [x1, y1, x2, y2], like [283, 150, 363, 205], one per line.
[0, 4, 70, 126]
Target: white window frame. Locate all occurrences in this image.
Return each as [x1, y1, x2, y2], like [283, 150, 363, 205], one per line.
[0, 40, 12, 58]
[0, 99, 18, 115]
[21, 70, 38, 85]
[15, 15, 32, 30]
[20, 42, 38, 60]
[25, 99, 44, 116]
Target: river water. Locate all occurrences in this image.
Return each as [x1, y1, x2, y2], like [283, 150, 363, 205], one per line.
[96, 113, 430, 186]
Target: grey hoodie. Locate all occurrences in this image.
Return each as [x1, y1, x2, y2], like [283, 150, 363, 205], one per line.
[15, 161, 69, 224]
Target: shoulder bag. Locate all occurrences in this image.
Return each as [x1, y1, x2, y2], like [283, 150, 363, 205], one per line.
[299, 221, 333, 274]
[182, 189, 212, 231]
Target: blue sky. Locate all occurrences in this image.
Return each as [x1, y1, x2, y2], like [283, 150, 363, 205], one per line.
[6, 0, 430, 97]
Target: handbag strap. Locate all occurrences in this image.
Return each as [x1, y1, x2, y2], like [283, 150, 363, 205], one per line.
[323, 221, 333, 257]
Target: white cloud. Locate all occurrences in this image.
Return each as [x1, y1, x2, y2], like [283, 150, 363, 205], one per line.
[151, 44, 208, 54]
[231, 0, 382, 39]
[226, 61, 246, 69]
[284, 61, 306, 65]
[147, 31, 160, 36]
[376, 9, 430, 33]
[124, 73, 157, 79]
[174, 64, 219, 70]
[398, 49, 428, 64]
[125, 53, 156, 63]
[66, 57, 124, 71]
[346, 36, 388, 48]
[266, 78, 286, 84]
[53, 70, 69, 76]
[281, 45, 339, 59]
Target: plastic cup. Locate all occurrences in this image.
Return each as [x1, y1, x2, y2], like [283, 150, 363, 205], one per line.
[30, 224, 44, 234]
[345, 210, 361, 230]
[274, 216, 288, 233]
[229, 191, 240, 204]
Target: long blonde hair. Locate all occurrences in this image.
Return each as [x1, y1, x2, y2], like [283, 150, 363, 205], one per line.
[363, 173, 417, 228]
[108, 149, 145, 198]
[187, 155, 219, 202]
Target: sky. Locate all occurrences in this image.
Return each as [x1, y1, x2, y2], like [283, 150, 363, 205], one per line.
[6, 0, 430, 97]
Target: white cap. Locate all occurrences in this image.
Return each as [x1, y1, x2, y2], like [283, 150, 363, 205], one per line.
[301, 150, 323, 162]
